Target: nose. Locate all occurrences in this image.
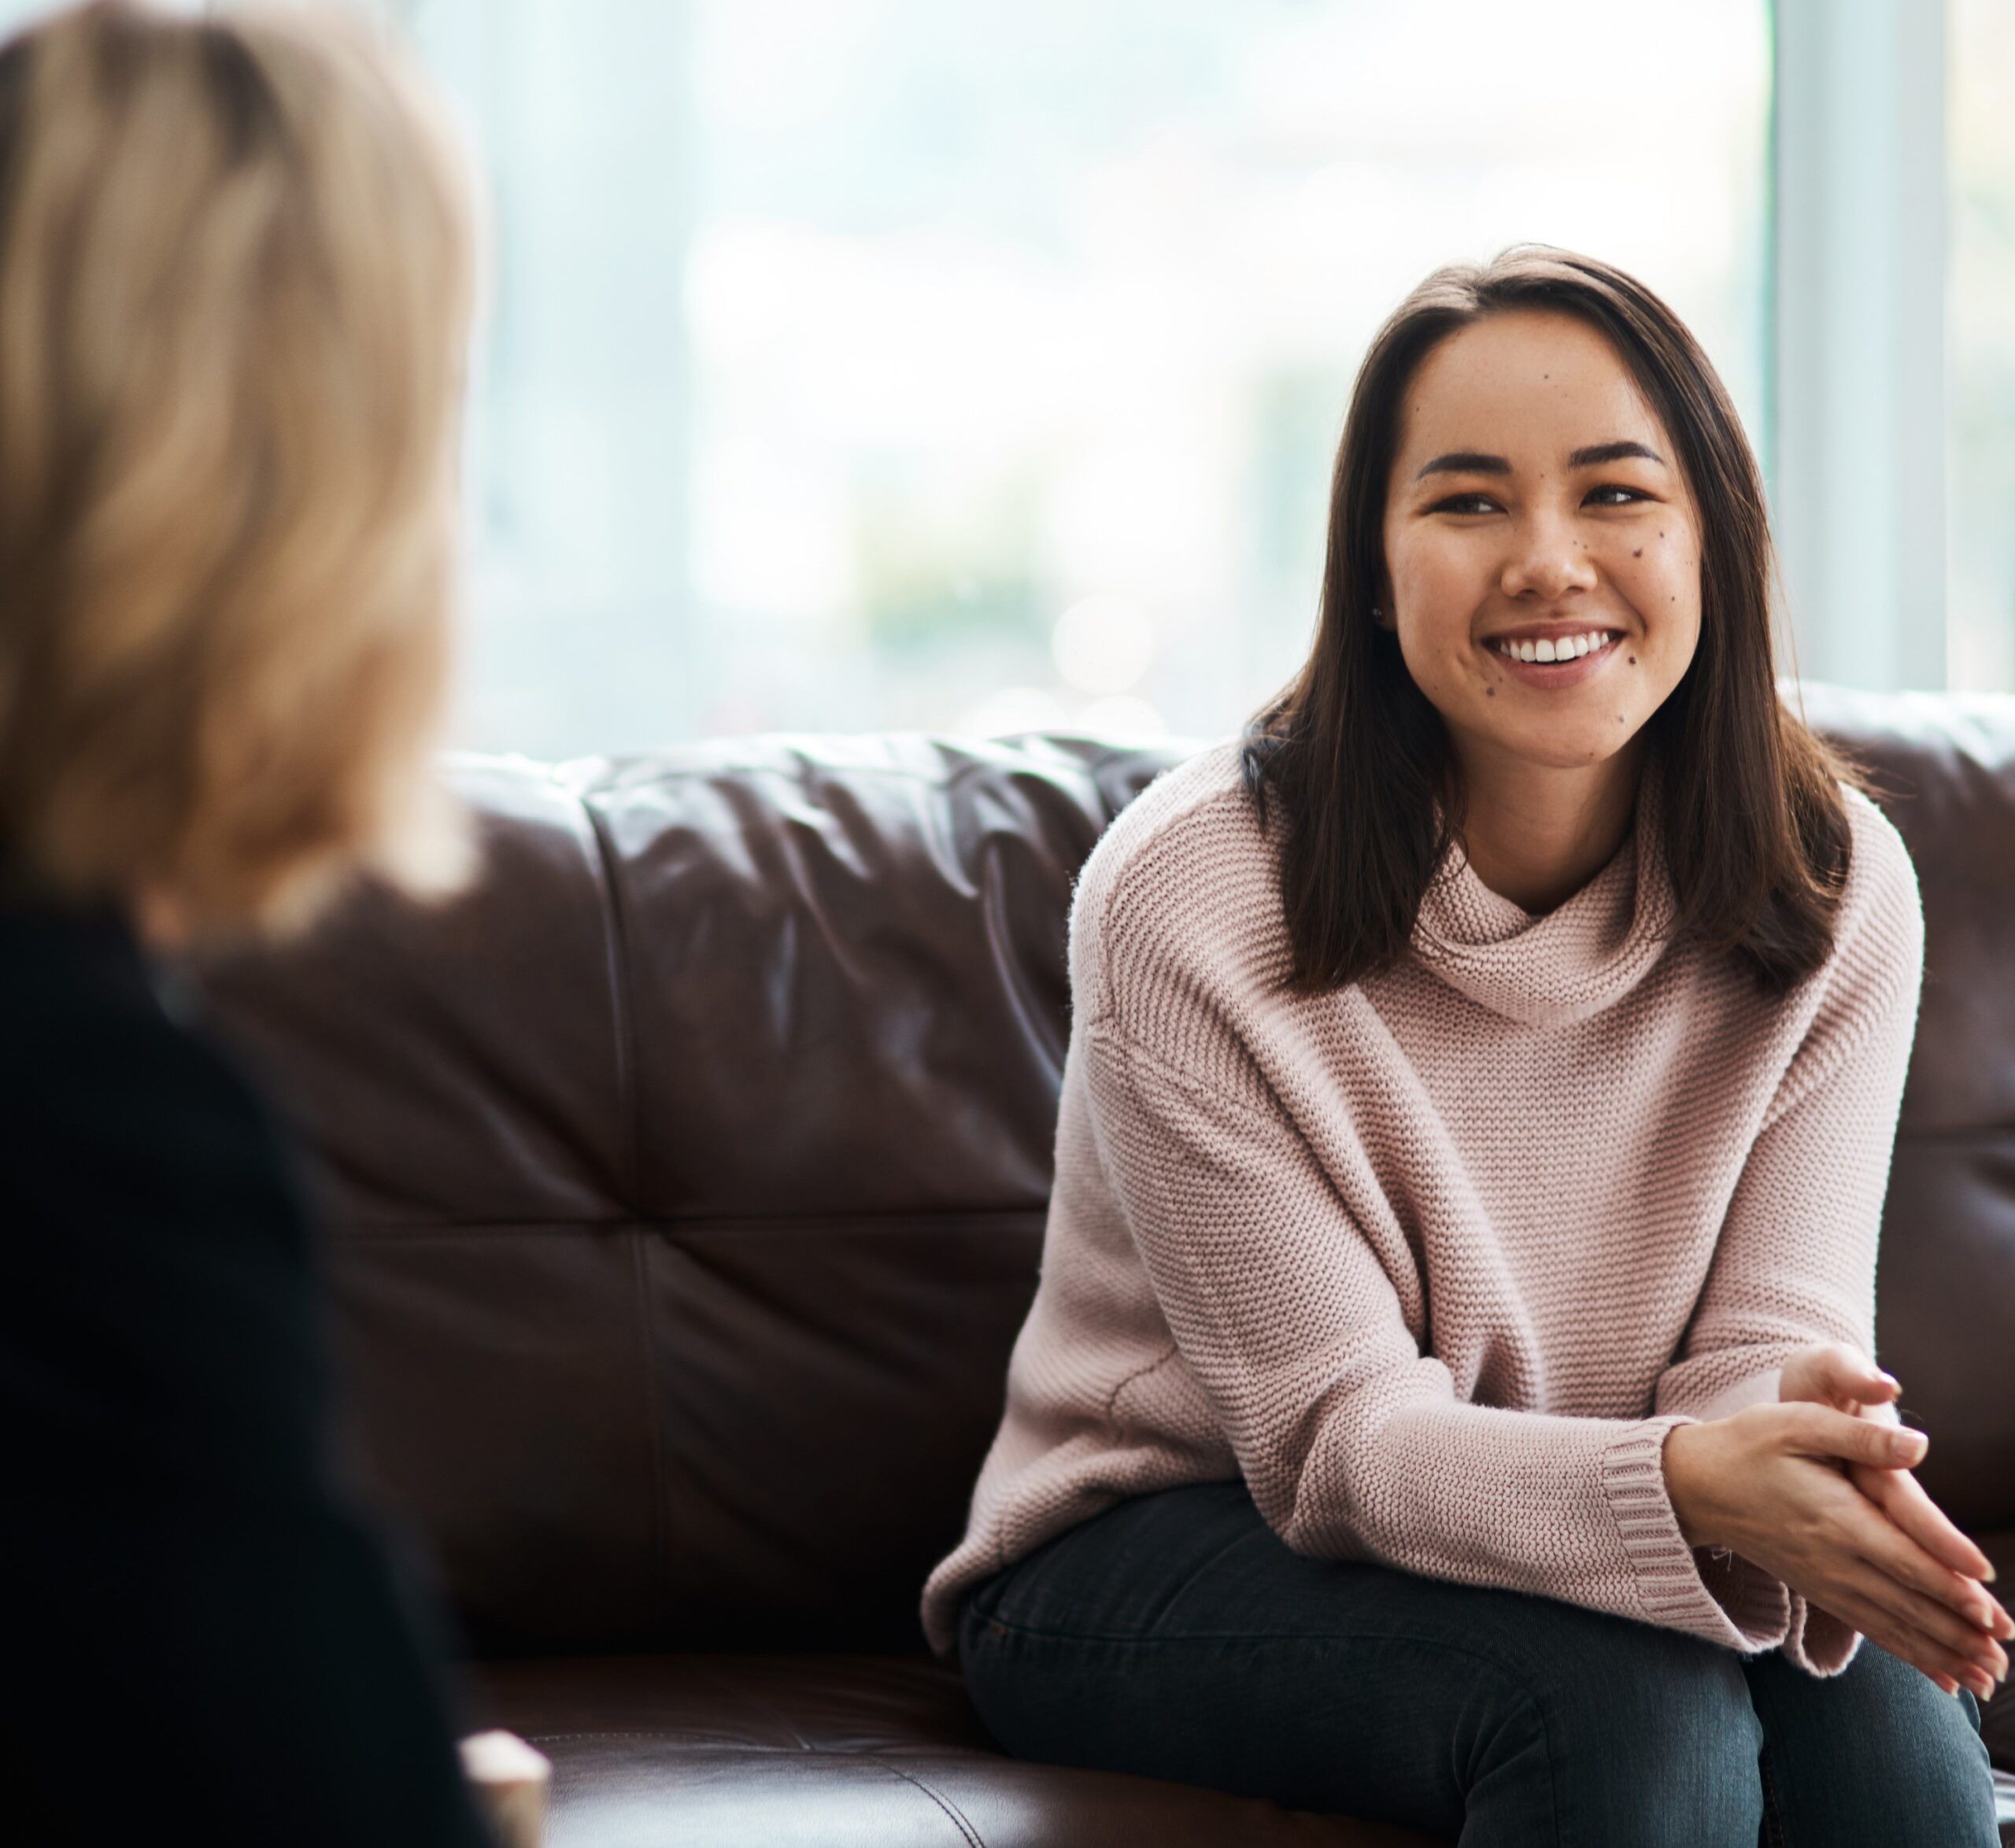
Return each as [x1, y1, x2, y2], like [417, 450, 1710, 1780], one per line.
[1497, 504, 1599, 604]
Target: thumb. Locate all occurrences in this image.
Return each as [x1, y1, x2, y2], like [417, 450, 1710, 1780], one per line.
[1816, 1343, 1898, 1408]
[1787, 1400, 1927, 1467]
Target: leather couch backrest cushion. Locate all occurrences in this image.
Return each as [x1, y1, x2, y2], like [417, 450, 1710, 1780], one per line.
[195, 688, 2015, 1654]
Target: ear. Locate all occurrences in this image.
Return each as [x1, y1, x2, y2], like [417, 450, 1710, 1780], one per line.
[1373, 574, 1396, 627]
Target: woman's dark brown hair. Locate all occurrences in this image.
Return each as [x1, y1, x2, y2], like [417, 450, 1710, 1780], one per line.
[1240, 242, 1870, 997]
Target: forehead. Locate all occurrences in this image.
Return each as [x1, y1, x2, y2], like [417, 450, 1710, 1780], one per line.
[1395, 309, 1666, 463]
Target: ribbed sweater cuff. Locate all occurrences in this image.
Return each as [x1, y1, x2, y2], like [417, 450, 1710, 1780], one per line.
[1600, 1414, 1790, 1654]
[1693, 1545, 1795, 1650]
[1783, 1593, 1865, 1677]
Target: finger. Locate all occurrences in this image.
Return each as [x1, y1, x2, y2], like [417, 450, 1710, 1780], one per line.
[1812, 1576, 1994, 1696]
[1825, 1347, 1897, 1408]
[1832, 1516, 2011, 1680]
[1854, 1467, 2015, 1644]
[1785, 1402, 1928, 1468]
[1829, 1557, 2007, 1692]
[1813, 1344, 1894, 1403]
[1819, 1469, 1998, 1633]
[1850, 1465, 2008, 1626]
[1777, 1468, 2006, 1677]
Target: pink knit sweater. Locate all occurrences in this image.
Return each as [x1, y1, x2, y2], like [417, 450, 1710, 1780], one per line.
[921, 739, 1925, 1675]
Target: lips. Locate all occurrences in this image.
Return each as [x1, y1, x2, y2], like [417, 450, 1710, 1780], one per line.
[1481, 630, 1623, 689]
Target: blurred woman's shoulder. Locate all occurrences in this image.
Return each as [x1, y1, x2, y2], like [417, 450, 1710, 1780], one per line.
[0, 878, 310, 1268]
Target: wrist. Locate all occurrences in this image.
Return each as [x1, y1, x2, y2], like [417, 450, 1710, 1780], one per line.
[1661, 1420, 1720, 1550]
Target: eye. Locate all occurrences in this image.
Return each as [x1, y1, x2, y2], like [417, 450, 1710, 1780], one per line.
[1586, 484, 1651, 507]
[1429, 492, 1499, 516]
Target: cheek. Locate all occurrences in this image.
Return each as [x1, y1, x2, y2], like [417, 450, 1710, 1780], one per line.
[1625, 527, 1702, 619]
[1606, 543, 1699, 654]
[1388, 534, 1495, 641]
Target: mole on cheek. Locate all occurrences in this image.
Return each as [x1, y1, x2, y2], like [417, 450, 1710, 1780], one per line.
[1629, 655, 1637, 665]
[1485, 686, 1496, 697]
[1632, 548, 1643, 559]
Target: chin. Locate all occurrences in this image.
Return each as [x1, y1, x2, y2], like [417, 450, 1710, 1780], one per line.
[1499, 724, 1638, 770]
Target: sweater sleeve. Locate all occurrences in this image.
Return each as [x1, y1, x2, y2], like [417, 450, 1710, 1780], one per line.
[1078, 1007, 1789, 1656]
[1651, 789, 1927, 1676]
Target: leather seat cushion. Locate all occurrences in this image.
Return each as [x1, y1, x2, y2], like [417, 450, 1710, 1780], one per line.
[468, 1652, 1444, 1848]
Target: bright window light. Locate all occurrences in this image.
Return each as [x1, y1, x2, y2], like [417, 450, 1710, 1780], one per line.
[397, 0, 1773, 754]
[1950, 0, 2015, 693]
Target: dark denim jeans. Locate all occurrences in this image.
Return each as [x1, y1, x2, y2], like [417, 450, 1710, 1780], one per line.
[957, 1480, 1998, 1846]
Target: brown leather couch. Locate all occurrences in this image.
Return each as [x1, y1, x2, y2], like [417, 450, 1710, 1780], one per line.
[195, 681, 2015, 1846]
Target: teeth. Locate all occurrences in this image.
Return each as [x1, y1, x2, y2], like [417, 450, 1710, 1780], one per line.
[1492, 631, 1614, 663]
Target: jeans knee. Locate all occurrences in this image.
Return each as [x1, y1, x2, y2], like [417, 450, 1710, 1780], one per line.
[1746, 1642, 2000, 1845]
[1473, 1628, 1763, 1848]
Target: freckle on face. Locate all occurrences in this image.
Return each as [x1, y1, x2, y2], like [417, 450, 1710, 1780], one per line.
[1632, 549, 1643, 559]
[1629, 656, 1637, 665]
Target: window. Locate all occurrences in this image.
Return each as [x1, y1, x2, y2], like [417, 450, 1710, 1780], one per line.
[400, 0, 1772, 754]
[1949, 0, 2015, 692]
[0, 0, 1780, 747]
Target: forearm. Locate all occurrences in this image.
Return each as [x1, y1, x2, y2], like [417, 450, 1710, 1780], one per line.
[1247, 1384, 1798, 1656]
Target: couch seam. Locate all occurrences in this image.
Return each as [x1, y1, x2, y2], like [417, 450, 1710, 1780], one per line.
[514, 1733, 983, 1755]
[512, 1732, 987, 1842]
[577, 794, 644, 1212]
[579, 791, 672, 1634]
[864, 1758, 984, 1848]
[324, 1205, 1054, 1237]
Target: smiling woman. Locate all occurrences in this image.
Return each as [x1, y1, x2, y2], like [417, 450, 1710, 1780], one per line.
[1373, 308, 1707, 913]
[1245, 247, 1864, 977]
[933, 246, 2005, 1843]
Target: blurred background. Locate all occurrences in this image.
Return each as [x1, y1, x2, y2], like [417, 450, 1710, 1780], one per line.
[6, 0, 2006, 754]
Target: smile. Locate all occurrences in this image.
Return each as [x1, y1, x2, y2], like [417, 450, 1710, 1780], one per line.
[1485, 630, 1621, 663]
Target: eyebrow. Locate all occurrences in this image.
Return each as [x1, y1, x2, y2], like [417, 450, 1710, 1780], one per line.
[1413, 440, 1665, 481]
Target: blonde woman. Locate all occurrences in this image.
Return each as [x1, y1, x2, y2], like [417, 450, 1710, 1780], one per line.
[0, 4, 490, 1842]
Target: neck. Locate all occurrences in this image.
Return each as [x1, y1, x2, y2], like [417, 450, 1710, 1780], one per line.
[1446, 734, 1647, 915]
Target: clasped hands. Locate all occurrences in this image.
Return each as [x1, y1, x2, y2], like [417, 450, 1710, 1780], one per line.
[1662, 1342, 2012, 1700]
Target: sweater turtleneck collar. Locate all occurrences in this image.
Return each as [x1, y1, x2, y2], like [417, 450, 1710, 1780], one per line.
[1408, 755, 1677, 1027]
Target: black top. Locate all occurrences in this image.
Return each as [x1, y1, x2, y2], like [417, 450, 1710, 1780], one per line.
[0, 883, 490, 1847]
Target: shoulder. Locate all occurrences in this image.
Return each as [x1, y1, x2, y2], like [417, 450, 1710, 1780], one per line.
[2, 899, 326, 1490]
[0, 896, 307, 1255]
[1830, 781, 1924, 973]
[1067, 737, 1285, 1021]
[1078, 736, 1256, 892]
[1754, 782, 1924, 1122]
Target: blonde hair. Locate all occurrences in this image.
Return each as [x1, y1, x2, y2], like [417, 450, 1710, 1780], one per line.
[0, 0, 478, 938]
